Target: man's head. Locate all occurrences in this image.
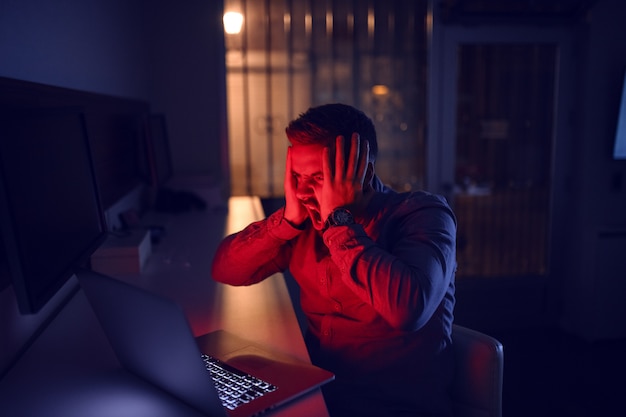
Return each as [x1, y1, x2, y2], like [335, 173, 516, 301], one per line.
[285, 103, 378, 163]
[284, 104, 378, 230]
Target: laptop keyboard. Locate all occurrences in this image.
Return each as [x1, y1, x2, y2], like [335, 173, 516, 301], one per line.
[201, 354, 277, 410]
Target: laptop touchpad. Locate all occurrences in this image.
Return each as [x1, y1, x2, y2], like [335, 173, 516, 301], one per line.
[223, 346, 275, 371]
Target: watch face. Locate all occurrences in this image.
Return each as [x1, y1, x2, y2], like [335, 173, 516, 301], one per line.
[332, 208, 354, 225]
[324, 208, 354, 230]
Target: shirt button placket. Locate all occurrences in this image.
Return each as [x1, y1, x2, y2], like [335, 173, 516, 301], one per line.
[319, 259, 331, 297]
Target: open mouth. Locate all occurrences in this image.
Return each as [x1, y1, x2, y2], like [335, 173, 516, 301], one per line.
[310, 209, 322, 228]
[302, 202, 323, 229]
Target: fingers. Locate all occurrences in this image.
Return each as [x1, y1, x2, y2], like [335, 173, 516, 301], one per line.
[285, 146, 293, 189]
[350, 132, 370, 184]
[285, 147, 300, 201]
[320, 133, 370, 218]
[332, 135, 345, 179]
[356, 135, 369, 184]
[284, 146, 307, 225]
[345, 133, 359, 179]
[333, 133, 367, 183]
[322, 145, 331, 182]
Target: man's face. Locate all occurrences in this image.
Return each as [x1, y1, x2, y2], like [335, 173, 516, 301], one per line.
[290, 144, 326, 230]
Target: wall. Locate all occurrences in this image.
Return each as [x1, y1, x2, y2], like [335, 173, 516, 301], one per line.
[0, 0, 149, 98]
[559, 0, 626, 340]
[145, 0, 229, 187]
[0, 0, 229, 184]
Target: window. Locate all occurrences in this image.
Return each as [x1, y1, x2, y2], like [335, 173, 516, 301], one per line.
[223, 0, 428, 197]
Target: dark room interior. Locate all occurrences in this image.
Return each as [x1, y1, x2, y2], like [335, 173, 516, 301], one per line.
[1, 0, 625, 416]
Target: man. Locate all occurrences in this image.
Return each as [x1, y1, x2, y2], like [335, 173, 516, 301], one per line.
[211, 103, 457, 416]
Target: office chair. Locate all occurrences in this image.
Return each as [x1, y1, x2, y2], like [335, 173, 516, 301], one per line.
[451, 324, 504, 417]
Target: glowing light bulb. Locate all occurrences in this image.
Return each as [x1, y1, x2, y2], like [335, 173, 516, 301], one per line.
[371, 84, 389, 96]
[223, 12, 244, 35]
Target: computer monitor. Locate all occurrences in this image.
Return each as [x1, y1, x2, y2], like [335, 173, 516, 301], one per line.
[0, 108, 107, 314]
[613, 70, 626, 160]
[139, 114, 173, 187]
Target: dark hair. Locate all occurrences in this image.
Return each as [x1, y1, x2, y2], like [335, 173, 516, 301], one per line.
[285, 103, 378, 161]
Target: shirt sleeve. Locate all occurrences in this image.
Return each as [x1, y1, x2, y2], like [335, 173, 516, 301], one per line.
[211, 207, 303, 286]
[322, 199, 457, 332]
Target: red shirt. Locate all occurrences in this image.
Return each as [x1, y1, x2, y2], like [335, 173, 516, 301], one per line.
[212, 186, 457, 416]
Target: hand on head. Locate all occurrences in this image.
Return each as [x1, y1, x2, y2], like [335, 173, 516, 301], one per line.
[283, 145, 309, 226]
[283, 132, 372, 230]
[320, 133, 370, 223]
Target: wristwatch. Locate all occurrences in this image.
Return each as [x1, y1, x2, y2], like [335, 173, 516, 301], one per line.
[324, 207, 355, 230]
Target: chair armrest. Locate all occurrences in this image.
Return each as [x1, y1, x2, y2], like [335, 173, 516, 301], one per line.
[451, 324, 504, 417]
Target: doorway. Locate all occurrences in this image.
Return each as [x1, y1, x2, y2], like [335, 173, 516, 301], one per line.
[429, 25, 573, 279]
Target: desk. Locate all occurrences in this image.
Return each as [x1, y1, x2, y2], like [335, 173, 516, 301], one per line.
[0, 187, 328, 417]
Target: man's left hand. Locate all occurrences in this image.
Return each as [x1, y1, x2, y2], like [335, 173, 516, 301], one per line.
[320, 133, 370, 223]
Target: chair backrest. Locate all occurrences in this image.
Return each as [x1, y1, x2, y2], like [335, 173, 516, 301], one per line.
[451, 324, 504, 417]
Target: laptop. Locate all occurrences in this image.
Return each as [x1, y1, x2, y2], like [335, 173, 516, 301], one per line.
[78, 269, 334, 417]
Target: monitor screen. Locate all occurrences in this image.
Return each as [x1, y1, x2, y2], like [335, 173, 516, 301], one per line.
[0, 108, 106, 314]
[613, 71, 626, 160]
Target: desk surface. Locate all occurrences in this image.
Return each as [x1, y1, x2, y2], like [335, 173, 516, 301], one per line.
[0, 188, 328, 417]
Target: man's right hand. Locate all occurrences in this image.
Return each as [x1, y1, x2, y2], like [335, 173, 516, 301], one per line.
[283, 146, 308, 226]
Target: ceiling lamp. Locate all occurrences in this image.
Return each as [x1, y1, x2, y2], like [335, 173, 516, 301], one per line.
[223, 11, 244, 35]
